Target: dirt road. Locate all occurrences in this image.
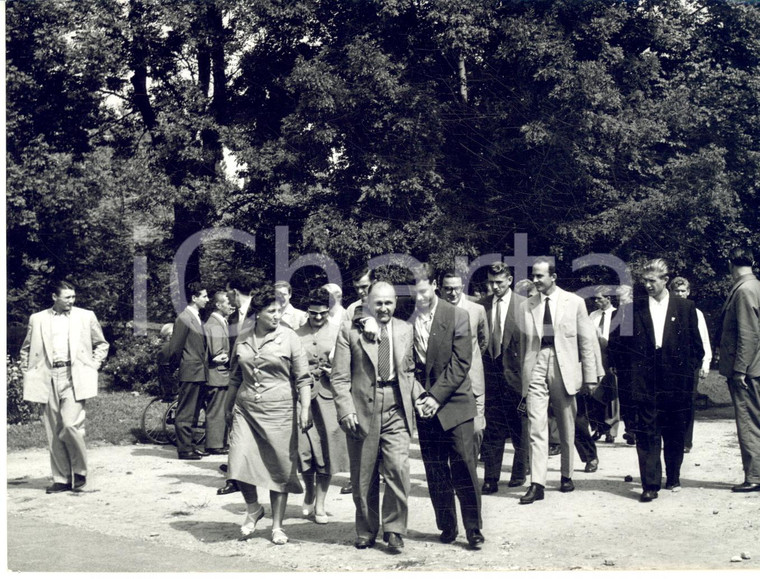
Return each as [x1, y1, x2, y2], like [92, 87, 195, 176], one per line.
[6, 417, 760, 572]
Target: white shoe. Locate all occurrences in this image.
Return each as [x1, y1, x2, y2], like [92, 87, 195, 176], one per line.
[241, 505, 265, 536]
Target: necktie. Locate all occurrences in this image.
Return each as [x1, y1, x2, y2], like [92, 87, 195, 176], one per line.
[597, 311, 605, 337]
[492, 298, 503, 357]
[378, 324, 391, 381]
[541, 297, 554, 347]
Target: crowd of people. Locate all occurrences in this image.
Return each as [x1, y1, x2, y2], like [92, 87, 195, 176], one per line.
[17, 246, 760, 553]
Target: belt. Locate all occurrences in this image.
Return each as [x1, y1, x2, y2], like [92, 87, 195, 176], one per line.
[376, 380, 399, 388]
[52, 361, 71, 368]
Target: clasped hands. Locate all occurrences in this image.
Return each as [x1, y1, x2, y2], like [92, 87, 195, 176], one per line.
[415, 394, 440, 419]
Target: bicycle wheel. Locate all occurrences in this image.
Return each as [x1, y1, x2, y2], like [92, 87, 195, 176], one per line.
[164, 400, 207, 446]
[140, 397, 172, 445]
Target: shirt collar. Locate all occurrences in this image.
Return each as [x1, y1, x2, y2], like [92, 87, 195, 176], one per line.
[51, 309, 70, 317]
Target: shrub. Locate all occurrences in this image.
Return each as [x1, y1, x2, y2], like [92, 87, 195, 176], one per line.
[7, 355, 40, 424]
[102, 325, 164, 395]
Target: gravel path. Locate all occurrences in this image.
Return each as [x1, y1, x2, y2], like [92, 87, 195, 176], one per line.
[6, 418, 760, 572]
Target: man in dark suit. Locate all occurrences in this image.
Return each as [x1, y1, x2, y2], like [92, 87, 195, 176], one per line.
[167, 282, 210, 460]
[479, 262, 529, 493]
[226, 275, 256, 349]
[717, 246, 760, 493]
[331, 281, 421, 552]
[631, 259, 704, 502]
[410, 264, 484, 549]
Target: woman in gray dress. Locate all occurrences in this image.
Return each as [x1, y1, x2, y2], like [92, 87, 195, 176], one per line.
[296, 288, 350, 524]
[225, 284, 311, 545]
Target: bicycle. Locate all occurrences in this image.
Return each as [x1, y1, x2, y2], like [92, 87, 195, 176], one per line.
[140, 394, 206, 446]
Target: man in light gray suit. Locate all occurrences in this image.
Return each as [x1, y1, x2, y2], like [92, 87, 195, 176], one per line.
[331, 281, 422, 552]
[518, 258, 601, 504]
[20, 280, 109, 493]
[718, 246, 760, 493]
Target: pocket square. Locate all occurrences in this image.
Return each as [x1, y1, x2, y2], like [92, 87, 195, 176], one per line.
[671, 317, 676, 321]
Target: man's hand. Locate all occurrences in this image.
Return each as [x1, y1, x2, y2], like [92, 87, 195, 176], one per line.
[212, 353, 229, 364]
[340, 413, 359, 436]
[299, 405, 312, 432]
[415, 394, 441, 418]
[580, 382, 597, 396]
[474, 415, 486, 436]
[360, 317, 379, 342]
[731, 372, 748, 390]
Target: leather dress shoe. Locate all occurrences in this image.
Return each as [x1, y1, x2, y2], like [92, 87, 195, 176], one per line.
[46, 482, 71, 494]
[466, 529, 485, 548]
[731, 481, 760, 493]
[385, 532, 404, 550]
[194, 448, 210, 457]
[520, 483, 545, 504]
[623, 432, 636, 445]
[591, 430, 603, 441]
[178, 451, 202, 460]
[354, 536, 376, 549]
[217, 480, 239, 495]
[340, 482, 353, 495]
[72, 473, 87, 492]
[604, 434, 615, 443]
[440, 527, 458, 543]
[640, 489, 659, 502]
[206, 447, 229, 455]
[548, 444, 561, 456]
[219, 463, 228, 473]
[665, 479, 681, 491]
[584, 458, 599, 473]
[560, 477, 575, 493]
[508, 477, 526, 488]
[481, 481, 499, 494]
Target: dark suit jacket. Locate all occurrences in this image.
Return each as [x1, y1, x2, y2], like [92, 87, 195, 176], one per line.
[168, 308, 209, 383]
[227, 306, 255, 351]
[630, 294, 704, 404]
[479, 291, 525, 393]
[413, 299, 476, 432]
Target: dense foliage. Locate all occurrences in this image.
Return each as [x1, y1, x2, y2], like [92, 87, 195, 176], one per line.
[7, 0, 760, 335]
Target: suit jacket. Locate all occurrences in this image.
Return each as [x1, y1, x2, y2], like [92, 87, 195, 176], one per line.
[480, 291, 525, 393]
[519, 287, 601, 397]
[455, 296, 489, 401]
[630, 294, 704, 403]
[718, 273, 760, 379]
[204, 312, 230, 387]
[413, 299, 476, 432]
[227, 305, 254, 351]
[168, 308, 208, 383]
[332, 318, 422, 437]
[20, 307, 109, 403]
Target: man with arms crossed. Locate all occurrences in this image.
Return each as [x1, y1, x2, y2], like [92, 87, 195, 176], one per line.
[519, 258, 600, 504]
[20, 280, 109, 493]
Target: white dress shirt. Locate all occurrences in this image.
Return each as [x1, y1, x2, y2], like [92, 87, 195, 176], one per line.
[50, 310, 71, 363]
[413, 300, 439, 366]
[648, 293, 670, 348]
[590, 306, 617, 341]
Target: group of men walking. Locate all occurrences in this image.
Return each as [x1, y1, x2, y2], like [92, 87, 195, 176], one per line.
[17, 246, 760, 551]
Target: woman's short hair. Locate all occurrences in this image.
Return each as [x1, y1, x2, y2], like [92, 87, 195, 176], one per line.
[249, 283, 279, 313]
[307, 287, 331, 309]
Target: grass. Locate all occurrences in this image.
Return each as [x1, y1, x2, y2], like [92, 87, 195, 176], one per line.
[7, 390, 154, 451]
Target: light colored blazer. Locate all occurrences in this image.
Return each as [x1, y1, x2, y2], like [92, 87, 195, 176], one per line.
[455, 297, 488, 402]
[20, 307, 109, 403]
[204, 312, 230, 387]
[331, 317, 422, 437]
[519, 287, 600, 397]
